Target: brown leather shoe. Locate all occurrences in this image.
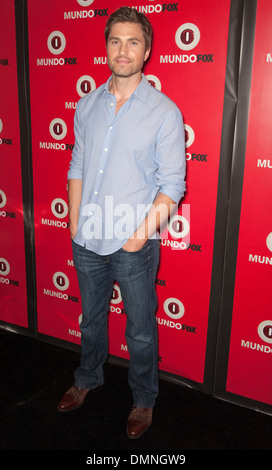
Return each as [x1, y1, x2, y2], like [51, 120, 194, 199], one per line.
[126, 406, 153, 439]
[57, 385, 98, 412]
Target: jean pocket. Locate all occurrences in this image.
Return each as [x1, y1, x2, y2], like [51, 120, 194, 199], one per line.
[120, 240, 149, 254]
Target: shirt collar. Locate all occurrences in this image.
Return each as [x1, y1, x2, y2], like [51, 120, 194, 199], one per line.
[100, 74, 150, 103]
[133, 74, 150, 103]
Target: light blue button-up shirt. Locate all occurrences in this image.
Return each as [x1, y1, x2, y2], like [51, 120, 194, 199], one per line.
[68, 74, 186, 255]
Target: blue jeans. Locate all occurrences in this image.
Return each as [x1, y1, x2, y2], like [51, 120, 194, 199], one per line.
[72, 239, 160, 408]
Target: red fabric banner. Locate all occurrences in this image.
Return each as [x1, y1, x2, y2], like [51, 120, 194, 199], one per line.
[226, 0, 272, 405]
[0, 1, 28, 328]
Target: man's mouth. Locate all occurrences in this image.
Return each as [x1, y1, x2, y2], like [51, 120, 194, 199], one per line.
[116, 58, 131, 64]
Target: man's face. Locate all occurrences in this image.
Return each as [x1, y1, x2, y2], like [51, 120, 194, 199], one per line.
[107, 22, 150, 79]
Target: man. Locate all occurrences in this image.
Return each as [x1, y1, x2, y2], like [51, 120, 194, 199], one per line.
[57, 7, 186, 439]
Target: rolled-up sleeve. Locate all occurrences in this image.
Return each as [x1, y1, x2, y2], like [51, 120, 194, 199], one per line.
[67, 101, 84, 180]
[155, 107, 186, 204]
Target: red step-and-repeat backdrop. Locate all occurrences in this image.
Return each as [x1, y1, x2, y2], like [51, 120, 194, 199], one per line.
[223, 0, 272, 406]
[27, 0, 230, 386]
[0, 0, 271, 414]
[0, 1, 28, 328]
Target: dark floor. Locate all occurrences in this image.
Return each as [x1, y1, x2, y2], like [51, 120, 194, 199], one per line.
[0, 329, 271, 461]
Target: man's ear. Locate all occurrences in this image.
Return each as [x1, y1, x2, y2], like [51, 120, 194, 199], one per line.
[144, 48, 151, 62]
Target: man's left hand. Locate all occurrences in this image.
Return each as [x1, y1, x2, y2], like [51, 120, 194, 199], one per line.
[122, 237, 147, 252]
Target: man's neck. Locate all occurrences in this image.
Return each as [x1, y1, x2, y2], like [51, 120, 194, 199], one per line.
[109, 72, 142, 102]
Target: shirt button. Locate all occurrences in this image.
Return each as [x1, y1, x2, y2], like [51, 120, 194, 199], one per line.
[94, 191, 98, 195]
[100, 169, 103, 174]
[110, 102, 114, 106]
[109, 126, 113, 130]
[105, 148, 108, 152]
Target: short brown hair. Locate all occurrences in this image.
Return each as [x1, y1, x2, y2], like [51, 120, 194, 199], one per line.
[105, 6, 153, 51]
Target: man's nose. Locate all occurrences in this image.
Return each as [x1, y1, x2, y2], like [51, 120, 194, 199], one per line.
[119, 42, 128, 55]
